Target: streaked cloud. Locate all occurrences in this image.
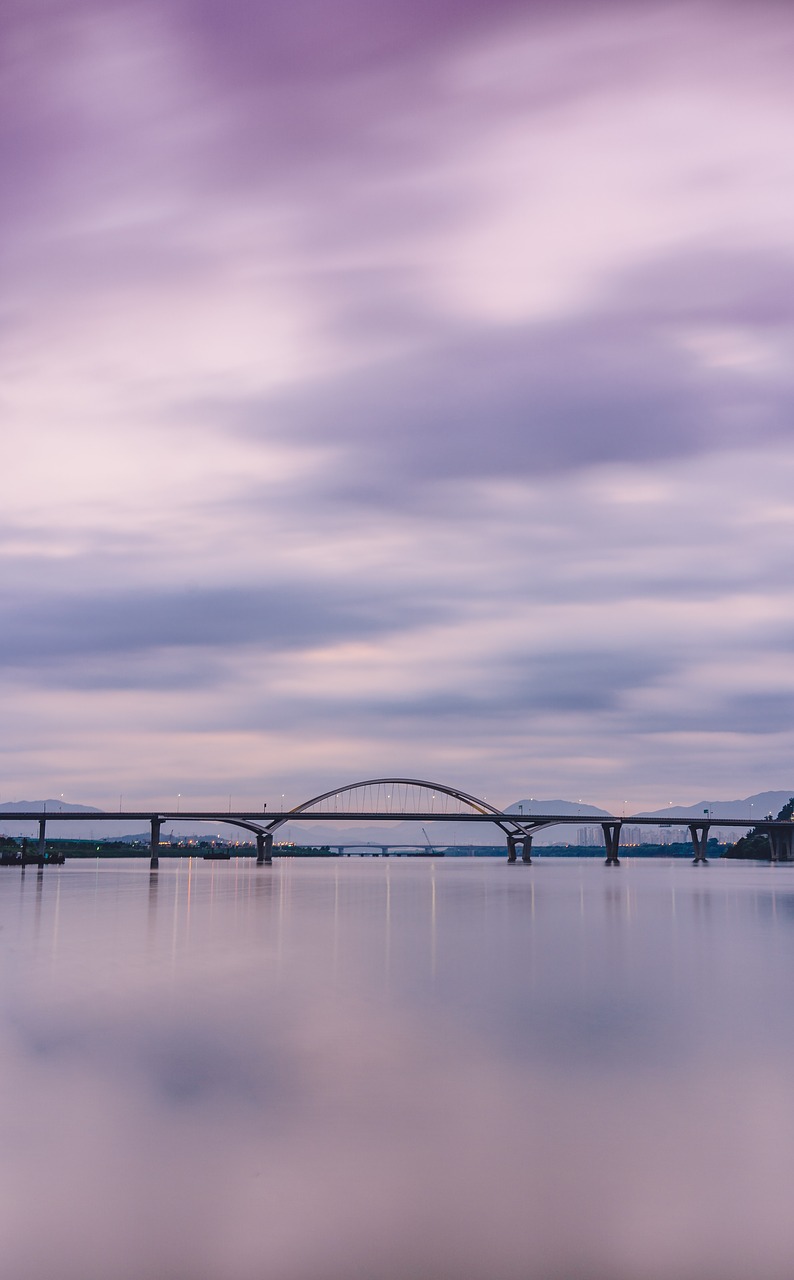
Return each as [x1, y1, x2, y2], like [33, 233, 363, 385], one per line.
[2, 0, 794, 808]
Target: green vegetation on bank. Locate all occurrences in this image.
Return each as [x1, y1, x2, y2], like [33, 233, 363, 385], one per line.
[722, 797, 794, 858]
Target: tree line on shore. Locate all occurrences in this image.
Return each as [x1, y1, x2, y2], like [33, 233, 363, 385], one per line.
[722, 797, 794, 858]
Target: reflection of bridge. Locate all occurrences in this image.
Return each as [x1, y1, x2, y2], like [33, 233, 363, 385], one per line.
[5, 777, 792, 870]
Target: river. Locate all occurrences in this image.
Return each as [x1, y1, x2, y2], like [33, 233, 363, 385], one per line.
[1, 856, 793, 1279]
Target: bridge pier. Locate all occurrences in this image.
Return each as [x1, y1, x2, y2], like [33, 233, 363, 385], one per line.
[150, 816, 162, 870]
[521, 835, 532, 864]
[689, 823, 709, 865]
[602, 822, 621, 866]
[256, 833, 273, 865]
[38, 817, 46, 867]
[507, 835, 518, 863]
[769, 826, 793, 863]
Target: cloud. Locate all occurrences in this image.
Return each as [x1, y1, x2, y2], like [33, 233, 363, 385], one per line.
[3, 0, 794, 804]
[241, 314, 699, 483]
[609, 248, 794, 330]
[0, 583, 437, 669]
[185, 246, 790, 512]
[318, 649, 675, 719]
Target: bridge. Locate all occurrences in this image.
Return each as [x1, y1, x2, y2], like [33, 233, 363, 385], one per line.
[303, 844, 447, 856]
[4, 777, 792, 870]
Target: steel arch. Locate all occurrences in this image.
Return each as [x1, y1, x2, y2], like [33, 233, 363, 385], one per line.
[263, 777, 534, 839]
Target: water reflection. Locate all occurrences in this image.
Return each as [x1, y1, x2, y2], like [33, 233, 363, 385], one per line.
[2, 858, 794, 1279]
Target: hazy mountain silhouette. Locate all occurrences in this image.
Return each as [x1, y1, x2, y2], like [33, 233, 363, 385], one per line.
[639, 791, 793, 820]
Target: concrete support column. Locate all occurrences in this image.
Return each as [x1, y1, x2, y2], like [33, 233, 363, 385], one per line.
[150, 816, 162, 870]
[255, 832, 273, 865]
[521, 834, 533, 864]
[602, 822, 621, 866]
[689, 823, 709, 864]
[768, 826, 792, 863]
[37, 817, 46, 867]
[507, 835, 518, 863]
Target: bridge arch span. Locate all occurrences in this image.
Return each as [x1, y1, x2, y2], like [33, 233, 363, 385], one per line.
[264, 777, 529, 839]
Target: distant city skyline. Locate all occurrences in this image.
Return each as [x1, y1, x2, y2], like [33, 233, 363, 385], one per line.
[3, 0, 794, 810]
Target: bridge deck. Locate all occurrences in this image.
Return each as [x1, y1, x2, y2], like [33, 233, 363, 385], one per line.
[1, 811, 775, 826]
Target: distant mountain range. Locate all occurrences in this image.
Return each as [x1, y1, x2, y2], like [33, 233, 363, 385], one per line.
[0, 801, 101, 812]
[638, 792, 793, 821]
[506, 793, 794, 822]
[506, 799, 611, 817]
[1, 792, 791, 845]
[0, 800, 136, 840]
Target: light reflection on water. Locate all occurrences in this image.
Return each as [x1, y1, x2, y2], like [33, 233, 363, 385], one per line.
[2, 857, 794, 1279]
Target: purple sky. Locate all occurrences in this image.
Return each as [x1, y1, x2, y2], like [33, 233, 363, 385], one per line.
[3, 0, 794, 811]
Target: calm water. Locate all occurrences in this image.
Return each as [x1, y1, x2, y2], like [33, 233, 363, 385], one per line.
[2, 856, 794, 1280]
